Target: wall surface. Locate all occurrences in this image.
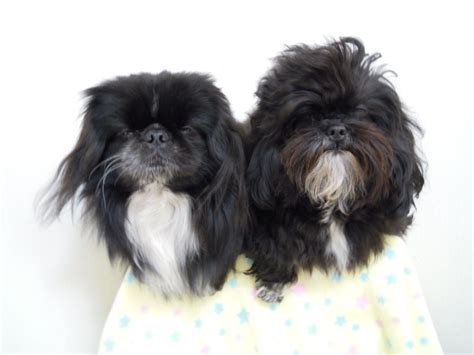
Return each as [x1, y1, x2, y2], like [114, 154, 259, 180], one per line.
[1, 1, 472, 353]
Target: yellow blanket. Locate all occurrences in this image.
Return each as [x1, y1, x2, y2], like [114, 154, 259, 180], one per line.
[98, 236, 442, 354]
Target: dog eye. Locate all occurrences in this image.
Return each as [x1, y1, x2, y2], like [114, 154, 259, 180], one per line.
[118, 130, 133, 138]
[354, 106, 371, 121]
[181, 126, 193, 134]
[289, 120, 302, 131]
[291, 116, 314, 131]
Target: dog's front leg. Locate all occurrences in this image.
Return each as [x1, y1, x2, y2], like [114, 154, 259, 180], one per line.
[252, 260, 297, 303]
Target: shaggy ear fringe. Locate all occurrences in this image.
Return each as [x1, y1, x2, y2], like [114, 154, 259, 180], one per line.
[35, 93, 107, 224]
[195, 115, 249, 253]
[35, 159, 80, 225]
[247, 142, 280, 210]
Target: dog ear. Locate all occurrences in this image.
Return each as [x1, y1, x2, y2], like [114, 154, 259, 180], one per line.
[247, 140, 281, 210]
[386, 115, 424, 221]
[40, 89, 111, 218]
[192, 105, 248, 286]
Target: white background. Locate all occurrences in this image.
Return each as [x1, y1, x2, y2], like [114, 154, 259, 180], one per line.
[1, 1, 472, 353]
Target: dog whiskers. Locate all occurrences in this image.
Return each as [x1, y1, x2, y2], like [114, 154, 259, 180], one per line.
[95, 160, 123, 209]
[113, 170, 127, 186]
[88, 154, 122, 180]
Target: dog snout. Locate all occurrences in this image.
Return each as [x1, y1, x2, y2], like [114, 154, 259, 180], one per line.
[327, 125, 347, 142]
[141, 125, 170, 145]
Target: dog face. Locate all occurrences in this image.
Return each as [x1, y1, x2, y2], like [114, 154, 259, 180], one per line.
[77, 72, 227, 190]
[280, 104, 395, 214]
[249, 38, 423, 217]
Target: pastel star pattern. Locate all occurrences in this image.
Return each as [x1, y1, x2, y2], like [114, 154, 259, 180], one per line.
[291, 282, 306, 295]
[170, 331, 180, 342]
[104, 339, 115, 352]
[237, 308, 249, 323]
[126, 273, 135, 284]
[387, 274, 397, 285]
[355, 296, 369, 309]
[214, 303, 224, 315]
[228, 277, 238, 288]
[119, 315, 130, 328]
[420, 337, 429, 345]
[385, 248, 396, 259]
[173, 308, 182, 316]
[359, 272, 369, 282]
[308, 324, 317, 335]
[201, 345, 211, 354]
[331, 272, 343, 282]
[98, 239, 441, 354]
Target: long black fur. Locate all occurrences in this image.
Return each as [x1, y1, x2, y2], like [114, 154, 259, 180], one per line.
[43, 71, 248, 295]
[244, 38, 424, 300]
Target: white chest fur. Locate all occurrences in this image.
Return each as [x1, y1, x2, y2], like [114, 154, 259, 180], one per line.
[321, 204, 350, 272]
[125, 183, 199, 296]
[325, 219, 350, 271]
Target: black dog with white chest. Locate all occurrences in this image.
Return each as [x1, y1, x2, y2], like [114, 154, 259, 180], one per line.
[244, 38, 424, 302]
[43, 72, 248, 297]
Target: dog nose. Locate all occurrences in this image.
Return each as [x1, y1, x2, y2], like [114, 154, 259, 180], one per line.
[142, 127, 170, 145]
[328, 125, 347, 141]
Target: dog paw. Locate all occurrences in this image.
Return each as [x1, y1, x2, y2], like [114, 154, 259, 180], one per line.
[256, 281, 285, 303]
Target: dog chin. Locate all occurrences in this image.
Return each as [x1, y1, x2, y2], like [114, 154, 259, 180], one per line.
[304, 150, 365, 214]
[121, 157, 176, 186]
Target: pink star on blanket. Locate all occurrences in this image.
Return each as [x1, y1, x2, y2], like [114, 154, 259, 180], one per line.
[291, 282, 306, 295]
[356, 296, 369, 309]
[173, 308, 182, 316]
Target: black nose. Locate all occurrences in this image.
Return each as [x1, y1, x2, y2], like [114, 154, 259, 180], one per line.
[328, 125, 347, 141]
[142, 127, 170, 145]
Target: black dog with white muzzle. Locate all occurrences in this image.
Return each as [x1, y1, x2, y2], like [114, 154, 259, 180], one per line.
[42, 72, 248, 297]
[244, 38, 424, 302]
